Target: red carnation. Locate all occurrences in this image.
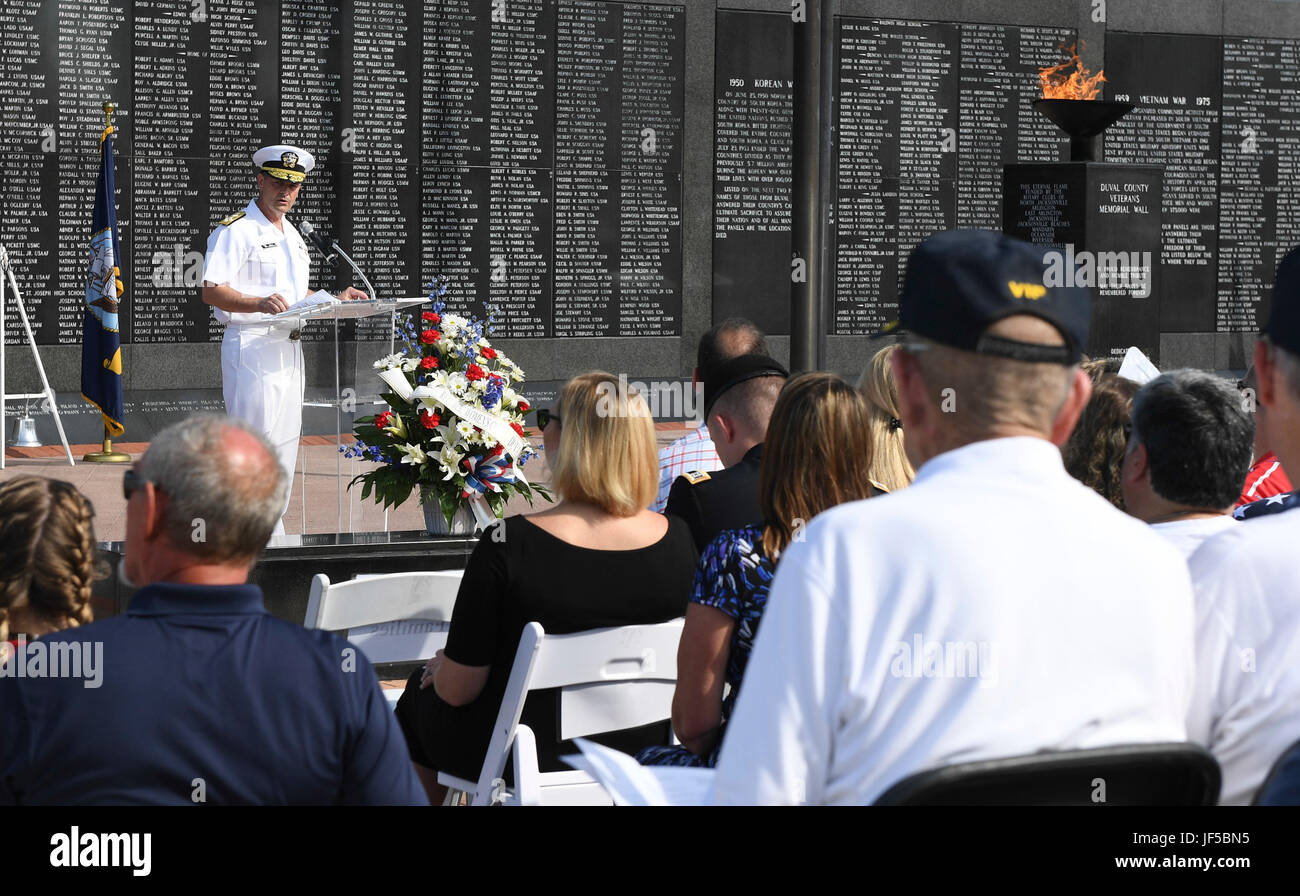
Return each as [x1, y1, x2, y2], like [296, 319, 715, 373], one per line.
[481, 347, 497, 360]
[465, 363, 486, 381]
[509, 422, 524, 437]
[420, 329, 440, 345]
[374, 410, 393, 428]
[518, 399, 530, 412]
[420, 411, 440, 429]
[420, 355, 439, 370]
[422, 311, 441, 324]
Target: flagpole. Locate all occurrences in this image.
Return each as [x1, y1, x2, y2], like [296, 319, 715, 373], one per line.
[83, 102, 130, 464]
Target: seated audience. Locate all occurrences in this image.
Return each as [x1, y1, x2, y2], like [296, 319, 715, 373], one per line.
[0, 476, 100, 646]
[1187, 245, 1300, 805]
[1236, 364, 1292, 506]
[654, 318, 768, 512]
[0, 414, 424, 805]
[1062, 372, 1140, 509]
[1119, 369, 1251, 556]
[857, 344, 915, 492]
[712, 230, 1194, 804]
[665, 354, 788, 552]
[396, 372, 696, 804]
[640, 372, 881, 768]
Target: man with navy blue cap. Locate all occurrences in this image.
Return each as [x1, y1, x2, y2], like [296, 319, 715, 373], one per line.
[713, 230, 1195, 804]
[1188, 243, 1300, 804]
[201, 144, 368, 535]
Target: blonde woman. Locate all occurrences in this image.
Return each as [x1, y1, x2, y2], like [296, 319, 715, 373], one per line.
[857, 344, 916, 492]
[0, 476, 100, 646]
[395, 371, 696, 803]
[640, 372, 880, 768]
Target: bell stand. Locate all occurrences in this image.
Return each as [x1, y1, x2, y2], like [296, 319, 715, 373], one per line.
[0, 243, 75, 470]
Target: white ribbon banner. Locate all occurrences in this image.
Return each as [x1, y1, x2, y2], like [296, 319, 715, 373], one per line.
[377, 366, 415, 403]
[413, 383, 529, 460]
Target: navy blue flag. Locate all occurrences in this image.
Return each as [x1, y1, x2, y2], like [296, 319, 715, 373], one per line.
[82, 124, 125, 437]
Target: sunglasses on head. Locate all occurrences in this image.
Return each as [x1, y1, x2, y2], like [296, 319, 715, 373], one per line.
[536, 409, 561, 429]
[123, 468, 149, 501]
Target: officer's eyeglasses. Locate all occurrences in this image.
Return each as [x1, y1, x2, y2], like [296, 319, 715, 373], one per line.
[123, 468, 150, 501]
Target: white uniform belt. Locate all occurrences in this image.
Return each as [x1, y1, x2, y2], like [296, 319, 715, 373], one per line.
[223, 321, 299, 337]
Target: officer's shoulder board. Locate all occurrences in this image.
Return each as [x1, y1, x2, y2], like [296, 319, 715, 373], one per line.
[218, 210, 246, 226]
[682, 470, 711, 485]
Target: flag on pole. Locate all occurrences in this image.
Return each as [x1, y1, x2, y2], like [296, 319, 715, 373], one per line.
[82, 119, 125, 437]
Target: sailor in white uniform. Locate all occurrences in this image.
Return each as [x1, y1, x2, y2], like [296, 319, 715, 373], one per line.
[202, 144, 368, 534]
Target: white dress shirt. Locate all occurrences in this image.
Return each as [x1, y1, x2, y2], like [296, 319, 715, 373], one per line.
[1150, 515, 1237, 559]
[712, 437, 1195, 805]
[203, 199, 310, 326]
[1186, 508, 1300, 804]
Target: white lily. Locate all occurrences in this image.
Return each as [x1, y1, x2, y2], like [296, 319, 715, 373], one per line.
[411, 385, 446, 417]
[438, 444, 464, 480]
[398, 443, 427, 467]
[372, 353, 403, 371]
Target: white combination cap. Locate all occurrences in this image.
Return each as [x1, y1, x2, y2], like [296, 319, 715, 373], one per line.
[253, 144, 314, 183]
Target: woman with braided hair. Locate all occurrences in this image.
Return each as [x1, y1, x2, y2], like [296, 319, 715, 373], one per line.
[0, 476, 102, 644]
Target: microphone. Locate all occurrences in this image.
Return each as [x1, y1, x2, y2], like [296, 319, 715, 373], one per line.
[299, 220, 337, 265]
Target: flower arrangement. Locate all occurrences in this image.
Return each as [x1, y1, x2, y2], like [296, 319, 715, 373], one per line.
[342, 279, 552, 530]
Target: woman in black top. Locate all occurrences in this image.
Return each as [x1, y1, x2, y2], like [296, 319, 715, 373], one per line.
[395, 371, 696, 804]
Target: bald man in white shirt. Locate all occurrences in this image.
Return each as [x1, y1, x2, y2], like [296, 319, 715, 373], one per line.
[712, 231, 1195, 805]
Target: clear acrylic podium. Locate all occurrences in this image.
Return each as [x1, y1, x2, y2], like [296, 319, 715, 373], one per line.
[274, 296, 425, 535]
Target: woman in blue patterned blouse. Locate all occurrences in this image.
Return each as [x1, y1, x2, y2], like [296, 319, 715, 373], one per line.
[640, 372, 885, 767]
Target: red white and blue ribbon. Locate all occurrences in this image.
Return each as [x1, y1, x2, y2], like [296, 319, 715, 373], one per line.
[461, 447, 516, 497]
[460, 447, 517, 529]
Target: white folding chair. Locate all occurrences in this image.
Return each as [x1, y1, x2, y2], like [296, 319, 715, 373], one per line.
[304, 570, 464, 706]
[438, 618, 684, 806]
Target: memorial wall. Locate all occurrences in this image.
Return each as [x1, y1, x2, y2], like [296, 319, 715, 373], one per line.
[4, 0, 1300, 425]
[0, 0, 684, 350]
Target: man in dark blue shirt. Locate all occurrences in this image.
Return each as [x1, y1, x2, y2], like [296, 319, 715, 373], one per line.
[0, 414, 426, 805]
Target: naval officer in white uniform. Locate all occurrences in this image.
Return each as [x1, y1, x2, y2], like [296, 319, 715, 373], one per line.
[201, 144, 368, 534]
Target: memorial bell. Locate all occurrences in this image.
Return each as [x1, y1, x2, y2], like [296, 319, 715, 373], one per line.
[12, 413, 40, 448]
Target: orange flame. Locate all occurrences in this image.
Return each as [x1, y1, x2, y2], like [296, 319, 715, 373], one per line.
[1039, 42, 1106, 100]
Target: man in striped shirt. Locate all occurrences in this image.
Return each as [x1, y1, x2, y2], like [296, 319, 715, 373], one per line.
[653, 318, 768, 512]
